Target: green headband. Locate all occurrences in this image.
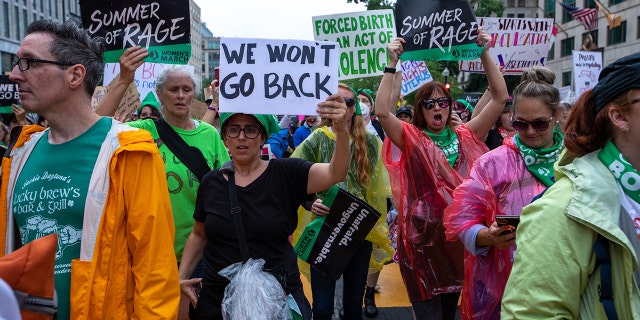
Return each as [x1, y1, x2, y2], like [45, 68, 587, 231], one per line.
[219, 113, 280, 136]
[347, 86, 361, 115]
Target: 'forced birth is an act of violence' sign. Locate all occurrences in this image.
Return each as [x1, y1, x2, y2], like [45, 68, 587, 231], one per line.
[218, 38, 339, 116]
[312, 10, 396, 80]
[80, 0, 191, 64]
[395, 0, 482, 62]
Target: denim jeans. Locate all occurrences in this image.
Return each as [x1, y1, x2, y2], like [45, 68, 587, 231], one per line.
[311, 240, 372, 320]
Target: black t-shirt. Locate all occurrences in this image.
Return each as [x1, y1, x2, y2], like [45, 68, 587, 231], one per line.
[194, 158, 313, 293]
[485, 128, 504, 150]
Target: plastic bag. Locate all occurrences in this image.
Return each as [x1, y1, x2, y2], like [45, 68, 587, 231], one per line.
[219, 258, 289, 320]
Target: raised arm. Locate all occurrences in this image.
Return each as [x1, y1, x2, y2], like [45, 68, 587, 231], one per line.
[465, 29, 508, 140]
[201, 80, 220, 126]
[306, 94, 349, 194]
[95, 46, 148, 117]
[375, 38, 407, 151]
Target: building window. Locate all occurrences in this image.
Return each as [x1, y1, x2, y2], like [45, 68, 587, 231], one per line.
[3, 2, 10, 37]
[547, 43, 555, 61]
[562, 71, 572, 87]
[581, 29, 598, 49]
[517, 13, 525, 18]
[609, 0, 624, 5]
[23, 9, 27, 35]
[518, 0, 525, 7]
[607, 20, 626, 45]
[507, 0, 515, 6]
[584, 0, 597, 8]
[562, 0, 576, 23]
[15, 6, 20, 38]
[544, 0, 555, 19]
[637, 16, 640, 39]
[561, 37, 574, 56]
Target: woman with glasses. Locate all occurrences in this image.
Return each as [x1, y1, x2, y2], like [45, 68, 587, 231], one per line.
[443, 66, 563, 320]
[292, 83, 393, 320]
[502, 53, 640, 319]
[178, 95, 351, 320]
[375, 28, 507, 320]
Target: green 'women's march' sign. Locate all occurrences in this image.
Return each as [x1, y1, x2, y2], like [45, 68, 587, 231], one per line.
[396, 0, 483, 61]
[80, 0, 191, 64]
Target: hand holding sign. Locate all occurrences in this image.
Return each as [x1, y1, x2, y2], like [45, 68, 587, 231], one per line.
[387, 37, 406, 66]
[119, 46, 148, 85]
[318, 93, 349, 134]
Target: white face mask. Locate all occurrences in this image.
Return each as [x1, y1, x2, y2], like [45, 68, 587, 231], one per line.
[361, 105, 370, 118]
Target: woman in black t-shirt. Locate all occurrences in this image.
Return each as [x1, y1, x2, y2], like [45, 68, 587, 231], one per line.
[178, 94, 351, 320]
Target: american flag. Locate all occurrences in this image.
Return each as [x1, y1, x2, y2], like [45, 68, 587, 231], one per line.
[560, 2, 599, 30]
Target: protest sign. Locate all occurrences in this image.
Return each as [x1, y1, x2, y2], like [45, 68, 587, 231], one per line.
[103, 62, 195, 108]
[218, 38, 339, 115]
[312, 10, 396, 80]
[80, 0, 191, 64]
[0, 75, 20, 113]
[113, 82, 141, 122]
[558, 86, 574, 103]
[459, 17, 555, 75]
[295, 186, 381, 280]
[458, 92, 483, 107]
[90, 86, 109, 111]
[400, 60, 432, 95]
[395, 0, 482, 61]
[190, 99, 207, 120]
[573, 50, 602, 96]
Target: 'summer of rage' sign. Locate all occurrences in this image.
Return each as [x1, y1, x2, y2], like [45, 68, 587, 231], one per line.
[459, 18, 555, 75]
[80, 0, 191, 64]
[396, 0, 482, 61]
[312, 10, 396, 80]
[218, 38, 339, 116]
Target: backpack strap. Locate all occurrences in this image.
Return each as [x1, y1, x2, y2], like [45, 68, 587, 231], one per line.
[220, 161, 250, 262]
[4, 125, 23, 159]
[593, 235, 618, 320]
[153, 119, 210, 182]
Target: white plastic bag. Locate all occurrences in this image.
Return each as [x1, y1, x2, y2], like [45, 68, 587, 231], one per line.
[219, 258, 289, 320]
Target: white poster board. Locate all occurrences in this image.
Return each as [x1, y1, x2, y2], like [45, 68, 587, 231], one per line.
[459, 17, 555, 75]
[218, 37, 339, 115]
[400, 60, 432, 96]
[572, 50, 602, 97]
[312, 10, 396, 80]
[103, 62, 195, 103]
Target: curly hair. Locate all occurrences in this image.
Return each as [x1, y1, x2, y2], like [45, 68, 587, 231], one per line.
[319, 83, 371, 186]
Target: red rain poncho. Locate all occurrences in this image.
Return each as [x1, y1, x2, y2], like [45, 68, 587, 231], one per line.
[444, 138, 547, 319]
[382, 122, 488, 302]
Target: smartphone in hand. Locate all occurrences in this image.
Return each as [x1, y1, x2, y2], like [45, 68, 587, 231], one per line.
[214, 67, 220, 87]
[496, 215, 520, 235]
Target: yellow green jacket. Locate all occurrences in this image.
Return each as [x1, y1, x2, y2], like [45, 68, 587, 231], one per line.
[1, 122, 180, 319]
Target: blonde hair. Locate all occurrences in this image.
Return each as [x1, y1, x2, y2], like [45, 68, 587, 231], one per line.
[319, 83, 371, 186]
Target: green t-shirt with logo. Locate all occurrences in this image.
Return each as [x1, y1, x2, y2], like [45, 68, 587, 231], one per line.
[127, 119, 229, 261]
[13, 117, 111, 320]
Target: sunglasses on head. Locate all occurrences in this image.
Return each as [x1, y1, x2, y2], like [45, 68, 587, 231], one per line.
[510, 116, 554, 132]
[344, 98, 356, 107]
[420, 97, 451, 110]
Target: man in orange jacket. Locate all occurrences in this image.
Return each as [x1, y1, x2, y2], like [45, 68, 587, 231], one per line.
[1, 20, 180, 319]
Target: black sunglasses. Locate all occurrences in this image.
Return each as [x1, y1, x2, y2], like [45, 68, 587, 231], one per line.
[510, 116, 554, 132]
[344, 98, 356, 107]
[420, 97, 451, 110]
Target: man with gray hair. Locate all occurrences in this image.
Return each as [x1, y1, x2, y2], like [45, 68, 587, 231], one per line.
[1, 20, 180, 319]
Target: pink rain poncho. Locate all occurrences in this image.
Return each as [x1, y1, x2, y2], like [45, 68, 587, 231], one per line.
[382, 122, 488, 302]
[444, 138, 547, 320]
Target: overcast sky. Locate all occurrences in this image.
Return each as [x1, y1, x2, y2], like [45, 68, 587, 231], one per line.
[195, 0, 367, 40]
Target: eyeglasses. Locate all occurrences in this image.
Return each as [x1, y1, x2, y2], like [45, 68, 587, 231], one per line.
[343, 98, 356, 107]
[420, 97, 451, 110]
[224, 125, 262, 139]
[12, 57, 74, 71]
[510, 116, 554, 132]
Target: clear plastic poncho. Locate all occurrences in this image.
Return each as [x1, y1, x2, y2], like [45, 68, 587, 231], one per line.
[291, 127, 394, 279]
[443, 138, 547, 319]
[219, 258, 289, 320]
[382, 122, 488, 302]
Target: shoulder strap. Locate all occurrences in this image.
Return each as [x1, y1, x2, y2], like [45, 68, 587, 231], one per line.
[220, 162, 250, 262]
[4, 125, 23, 159]
[593, 235, 618, 320]
[154, 119, 210, 182]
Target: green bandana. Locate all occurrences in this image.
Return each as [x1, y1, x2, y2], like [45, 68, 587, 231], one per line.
[598, 141, 640, 204]
[424, 127, 459, 167]
[514, 130, 564, 187]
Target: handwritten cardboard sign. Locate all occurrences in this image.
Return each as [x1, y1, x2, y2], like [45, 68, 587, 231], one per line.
[312, 10, 396, 80]
[90, 85, 109, 111]
[573, 50, 602, 97]
[459, 17, 556, 75]
[295, 187, 381, 280]
[396, 0, 482, 61]
[0, 75, 20, 110]
[218, 38, 339, 115]
[80, 0, 191, 64]
[400, 60, 432, 95]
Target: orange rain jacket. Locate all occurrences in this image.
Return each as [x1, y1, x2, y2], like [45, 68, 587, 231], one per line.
[1, 122, 180, 319]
